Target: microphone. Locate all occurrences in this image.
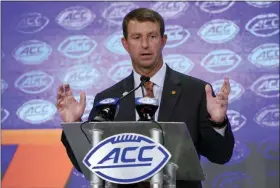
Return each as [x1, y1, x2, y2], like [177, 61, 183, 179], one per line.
[91, 98, 119, 121]
[118, 75, 150, 101]
[90, 75, 150, 122]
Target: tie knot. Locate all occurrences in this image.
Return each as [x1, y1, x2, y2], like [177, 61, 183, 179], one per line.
[143, 81, 154, 98]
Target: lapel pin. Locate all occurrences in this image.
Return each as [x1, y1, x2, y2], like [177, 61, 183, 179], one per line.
[171, 90, 176, 95]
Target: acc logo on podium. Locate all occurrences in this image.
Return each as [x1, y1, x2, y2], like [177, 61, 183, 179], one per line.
[83, 133, 171, 184]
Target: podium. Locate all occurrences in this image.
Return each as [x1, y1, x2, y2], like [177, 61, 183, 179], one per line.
[62, 121, 206, 187]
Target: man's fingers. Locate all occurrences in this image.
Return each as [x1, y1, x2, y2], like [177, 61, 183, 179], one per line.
[65, 84, 72, 96]
[205, 84, 213, 99]
[80, 91, 86, 107]
[57, 85, 65, 99]
[216, 92, 228, 100]
[220, 77, 231, 95]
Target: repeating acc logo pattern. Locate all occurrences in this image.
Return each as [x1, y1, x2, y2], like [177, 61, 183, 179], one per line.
[1, 2, 279, 187]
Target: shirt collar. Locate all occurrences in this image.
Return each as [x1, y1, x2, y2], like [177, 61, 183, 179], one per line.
[133, 63, 166, 88]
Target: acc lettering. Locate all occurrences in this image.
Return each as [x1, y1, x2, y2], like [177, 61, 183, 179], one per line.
[201, 50, 241, 73]
[15, 71, 54, 94]
[252, 17, 278, 30]
[248, 43, 279, 68]
[58, 35, 97, 59]
[206, 23, 231, 36]
[21, 76, 46, 87]
[102, 3, 139, 25]
[246, 13, 279, 37]
[165, 25, 190, 48]
[17, 99, 56, 124]
[25, 105, 49, 115]
[98, 146, 154, 165]
[20, 46, 43, 56]
[64, 39, 92, 53]
[256, 49, 279, 60]
[56, 6, 95, 30]
[198, 19, 239, 43]
[64, 11, 87, 21]
[13, 40, 52, 65]
[151, 2, 188, 19]
[258, 80, 279, 92]
[196, 1, 235, 14]
[62, 65, 101, 90]
[17, 13, 49, 34]
[251, 75, 279, 98]
[108, 60, 133, 82]
[83, 133, 171, 184]
[69, 70, 93, 81]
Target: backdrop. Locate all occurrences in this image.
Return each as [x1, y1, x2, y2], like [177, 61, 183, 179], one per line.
[1, 1, 279, 188]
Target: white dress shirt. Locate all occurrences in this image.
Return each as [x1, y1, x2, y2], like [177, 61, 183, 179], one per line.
[133, 63, 226, 136]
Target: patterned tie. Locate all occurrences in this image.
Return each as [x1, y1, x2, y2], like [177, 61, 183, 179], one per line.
[143, 81, 154, 98]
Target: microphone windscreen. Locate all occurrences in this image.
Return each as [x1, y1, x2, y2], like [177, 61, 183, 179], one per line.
[140, 75, 150, 83]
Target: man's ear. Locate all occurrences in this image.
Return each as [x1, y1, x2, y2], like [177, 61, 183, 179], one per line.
[121, 37, 129, 52]
[161, 34, 167, 48]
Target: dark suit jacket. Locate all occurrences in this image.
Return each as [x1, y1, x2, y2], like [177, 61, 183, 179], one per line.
[61, 65, 235, 188]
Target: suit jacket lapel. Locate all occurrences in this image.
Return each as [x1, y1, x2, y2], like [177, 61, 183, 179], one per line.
[115, 73, 136, 121]
[158, 65, 181, 122]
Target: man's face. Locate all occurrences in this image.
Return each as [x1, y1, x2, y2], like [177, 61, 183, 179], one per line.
[121, 20, 167, 70]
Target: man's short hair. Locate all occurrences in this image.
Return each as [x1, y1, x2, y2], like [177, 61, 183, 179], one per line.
[122, 8, 165, 39]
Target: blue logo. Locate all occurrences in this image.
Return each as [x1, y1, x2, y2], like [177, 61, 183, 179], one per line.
[257, 136, 279, 160]
[198, 19, 239, 43]
[13, 40, 52, 65]
[227, 141, 250, 165]
[1, 79, 8, 93]
[248, 43, 279, 68]
[56, 6, 95, 30]
[201, 49, 241, 73]
[227, 110, 247, 132]
[164, 54, 194, 74]
[14, 71, 54, 94]
[83, 133, 171, 184]
[165, 25, 190, 48]
[136, 97, 158, 106]
[212, 172, 254, 187]
[196, 1, 235, 14]
[105, 31, 127, 55]
[61, 64, 101, 90]
[102, 3, 139, 25]
[16, 99, 57, 124]
[250, 74, 279, 98]
[1, 109, 9, 123]
[246, 13, 279, 37]
[246, 1, 275, 8]
[151, 2, 189, 19]
[212, 79, 244, 103]
[57, 35, 98, 59]
[17, 12, 49, 34]
[108, 60, 133, 82]
[254, 104, 279, 128]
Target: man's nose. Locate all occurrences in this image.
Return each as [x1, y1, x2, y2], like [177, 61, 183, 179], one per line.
[141, 38, 149, 49]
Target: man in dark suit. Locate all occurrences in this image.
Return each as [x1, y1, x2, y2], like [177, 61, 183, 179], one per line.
[57, 8, 234, 188]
